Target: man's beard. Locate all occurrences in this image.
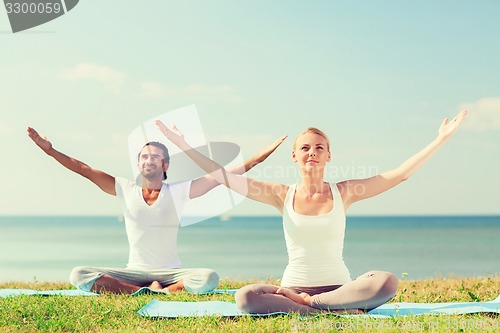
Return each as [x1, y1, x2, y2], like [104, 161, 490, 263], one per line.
[141, 167, 163, 180]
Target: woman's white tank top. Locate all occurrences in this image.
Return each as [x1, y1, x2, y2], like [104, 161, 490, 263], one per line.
[281, 183, 352, 287]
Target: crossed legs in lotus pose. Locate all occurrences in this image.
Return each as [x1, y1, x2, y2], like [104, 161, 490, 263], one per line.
[236, 271, 399, 315]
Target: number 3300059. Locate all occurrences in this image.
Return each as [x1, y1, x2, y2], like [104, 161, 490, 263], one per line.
[5, 2, 62, 14]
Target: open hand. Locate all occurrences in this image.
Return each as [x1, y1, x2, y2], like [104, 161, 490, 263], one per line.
[255, 134, 288, 164]
[275, 287, 312, 306]
[438, 110, 467, 140]
[27, 127, 52, 153]
[155, 120, 186, 147]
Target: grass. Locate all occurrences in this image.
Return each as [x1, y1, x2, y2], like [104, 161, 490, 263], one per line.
[0, 276, 499, 333]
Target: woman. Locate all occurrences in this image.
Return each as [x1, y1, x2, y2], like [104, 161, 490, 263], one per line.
[156, 110, 468, 314]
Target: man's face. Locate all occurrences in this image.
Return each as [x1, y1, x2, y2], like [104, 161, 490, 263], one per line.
[138, 145, 167, 180]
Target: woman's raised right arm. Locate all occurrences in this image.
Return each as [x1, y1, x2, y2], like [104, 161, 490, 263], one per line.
[155, 121, 287, 211]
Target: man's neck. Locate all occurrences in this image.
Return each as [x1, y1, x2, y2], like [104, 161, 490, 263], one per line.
[141, 177, 164, 190]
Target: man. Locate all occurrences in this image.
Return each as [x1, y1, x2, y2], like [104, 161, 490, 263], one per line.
[27, 126, 285, 294]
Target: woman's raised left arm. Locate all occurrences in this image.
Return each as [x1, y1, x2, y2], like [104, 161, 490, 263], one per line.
[338, 110, 468, 209]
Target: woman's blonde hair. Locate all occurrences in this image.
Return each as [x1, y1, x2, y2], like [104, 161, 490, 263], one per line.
[294, 127, 330, 151]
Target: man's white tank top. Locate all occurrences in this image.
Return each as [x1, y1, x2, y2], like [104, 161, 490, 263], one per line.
[281, 183, 352, 287]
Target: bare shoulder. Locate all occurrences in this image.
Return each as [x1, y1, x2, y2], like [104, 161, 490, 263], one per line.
[272, 183, 289, 201]
[265, 182, 289, 210]
[275, 183, 290, 212]
[336, 180, 351, 196]
[336, 180, 358, 209]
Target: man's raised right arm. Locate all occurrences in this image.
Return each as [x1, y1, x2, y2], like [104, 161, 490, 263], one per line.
[27, 127, 116, 195]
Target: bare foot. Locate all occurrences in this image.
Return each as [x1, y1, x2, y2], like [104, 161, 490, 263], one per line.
[166, 280, 184, 292]
[148, 281, 163, 290]
[276, 288, 312, 306]
[92, 274, 142, 294]
[275, 288, 363, 314]
[148, 281, 171, 293]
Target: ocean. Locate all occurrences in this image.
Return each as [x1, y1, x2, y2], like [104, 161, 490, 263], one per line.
[0, 215, 499, 283]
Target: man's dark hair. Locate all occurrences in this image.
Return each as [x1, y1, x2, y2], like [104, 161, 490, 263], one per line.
[138, 142, 170, 180]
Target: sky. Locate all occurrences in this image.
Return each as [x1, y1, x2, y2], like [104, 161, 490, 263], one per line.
[1, 0, 499, 216]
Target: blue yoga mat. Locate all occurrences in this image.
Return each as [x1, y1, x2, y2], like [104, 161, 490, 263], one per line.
[131, 287, 170, 296]
[369, 295, 500, 316]
[138, 295, 500, 318]
[0, 289, 98, 298]
[212, 289, 237, 295]
[131, 287, 237, 296]
[138, 300, 248, 317]
[0, 288, 236, 298]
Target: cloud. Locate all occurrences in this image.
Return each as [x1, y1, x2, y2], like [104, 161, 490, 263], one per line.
[139, 82, 166, 98]
[181, 84, 232, 94]
[60, 63, 126, 92]
[139, 82, 238, 101]
[459, 98, 500, 131]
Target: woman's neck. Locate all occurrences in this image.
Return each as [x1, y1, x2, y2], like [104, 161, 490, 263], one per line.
[298, 174, 326, 195]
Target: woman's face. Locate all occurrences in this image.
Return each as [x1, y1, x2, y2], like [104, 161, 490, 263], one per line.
[292, 132, 331, 173]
